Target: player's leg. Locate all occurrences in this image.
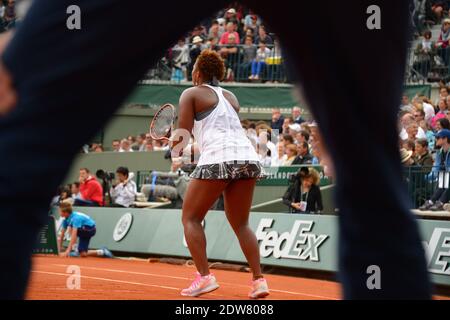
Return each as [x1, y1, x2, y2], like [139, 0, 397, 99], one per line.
[182, 179, 229, 276]
[223, 177, 269, 299]
[223, 178, 262, 279]
[0, 0, 227, 299]
[244, 0, 431, 298]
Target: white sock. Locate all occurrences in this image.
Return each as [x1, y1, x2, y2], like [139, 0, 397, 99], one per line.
[96, 249, 105, 256]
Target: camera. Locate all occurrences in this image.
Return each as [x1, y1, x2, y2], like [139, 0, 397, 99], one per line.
[289, 167, 310, 183]
[96, 169, 115, 181]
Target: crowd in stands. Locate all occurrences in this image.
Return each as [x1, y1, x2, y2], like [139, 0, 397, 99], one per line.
[398, 87, 450, 210]
[52, 167, 138, 209]
[410, 1, 450, 82]
[158, 4, 285, 83]
[0, 0, 15, 33]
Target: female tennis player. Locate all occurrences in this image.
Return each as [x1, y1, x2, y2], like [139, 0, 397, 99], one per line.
[170, 50, 269, 299]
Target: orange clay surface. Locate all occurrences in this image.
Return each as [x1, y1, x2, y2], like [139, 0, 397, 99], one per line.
[27, 255, 449, 300]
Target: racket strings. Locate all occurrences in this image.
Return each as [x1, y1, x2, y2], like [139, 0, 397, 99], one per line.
[151, 106, 174, 138]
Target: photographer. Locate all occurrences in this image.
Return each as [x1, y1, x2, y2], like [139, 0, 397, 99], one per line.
[73, 168, 103, 207]
[282, 167, 323, 214]
[110, 167, 137, 208]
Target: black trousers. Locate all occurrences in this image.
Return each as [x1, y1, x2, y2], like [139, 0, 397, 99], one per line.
[430, 188, 450, 203]
[0, 0, 431, 299]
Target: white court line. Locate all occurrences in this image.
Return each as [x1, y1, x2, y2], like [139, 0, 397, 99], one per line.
[32, 270, 226, 298]
[32, 271, 179, 291]
[48, 263, 338, 300]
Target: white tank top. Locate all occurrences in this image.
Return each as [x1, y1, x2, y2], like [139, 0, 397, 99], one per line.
[192, 84, 259, 166]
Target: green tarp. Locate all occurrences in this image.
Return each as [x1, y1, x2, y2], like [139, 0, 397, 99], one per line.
[125, 83, 432, 109]
[126, 84, 297, 108]
[404, 84, 431, 99]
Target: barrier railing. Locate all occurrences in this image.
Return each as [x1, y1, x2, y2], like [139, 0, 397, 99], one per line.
[403, 165, 437, 208]
[143, 44, 287, 83]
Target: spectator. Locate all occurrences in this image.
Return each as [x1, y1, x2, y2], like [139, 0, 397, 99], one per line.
[111, 139, 120, 152]
[205, 36, 220, 52]
[244, 9, 260, 29]
[188, 36, 204, 79]
[217, 18, 226, 35]
[219, 22, 240, 45]
[242, 27, 255, 44]
[292, 142, 313, 165]
[239, 35, 256, 80]
[282, 144, 297, 165]
[144, 139, 154, 151]
[400, 147, 415, 166]
[434, 86, 449, 106]
[189, 26, 206, 44]
[399, 113, 427, 139]
[51, 185, 72, 206]
[431, 99, 448, 128]
[208, 20, 222, 43]
[436, 19, 450, 66]
[255, 25, 273, 45]
[281, 117, 293, 135]
[286, 121, 300, 134]
[172, 38, 190, 81]
[271, 108, 284, 135]
[74, 168, 103, 207]
[136, 133, 147, 151]
[119, 138, 133, 152]
[281, 133, 294, 147]
[419, 119, 436, 150]
[224, 8, 241, 32]
[257, 143, 271, 166]
[3, 0, 15, 30]
[93, 144, 104, 153]
[282, 167, 323, 214]
[220, 33, 239, 81]
[418, 96, 436, 123]
[249, 40, 271, 80]
[413, 30, 436, 78]
[271, 143, 286, 166]
[406, 122, 420, 141]
[71, 182, 81, 199]
[414, 139, 433, 169]
[110, 167, 137, 208]
[400, 94, 414, 112]
[436, 117, 450, 131]
[430, 1, 445, 23]
[413, 109, 425, 123]
[244, 14, 259, 36]
[295, 130, 310, 145]
[420, 129, 450, 211]
[153, 140, 169, 151]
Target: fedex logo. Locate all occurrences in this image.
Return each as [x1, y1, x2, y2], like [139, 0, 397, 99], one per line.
[423, 228, 450, 276]
[255, 218, 328, 261]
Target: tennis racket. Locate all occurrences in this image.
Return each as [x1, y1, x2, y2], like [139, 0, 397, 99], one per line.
[149, 103, 176, 141]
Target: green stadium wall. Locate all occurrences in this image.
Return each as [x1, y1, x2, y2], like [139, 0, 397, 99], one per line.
[51, 207, 450, 287]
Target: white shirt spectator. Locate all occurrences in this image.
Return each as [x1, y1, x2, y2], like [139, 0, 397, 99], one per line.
[399, 126, 426, 140]
[110, 179, 137, 207]
[422, 102, 435, 123]
[271, 154, 287, 167]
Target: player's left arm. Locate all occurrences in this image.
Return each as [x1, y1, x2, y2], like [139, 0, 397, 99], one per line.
[171, 88, 195, 154]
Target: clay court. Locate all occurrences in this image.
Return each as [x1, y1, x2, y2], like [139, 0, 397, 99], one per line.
[27, 255, 450, 300]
